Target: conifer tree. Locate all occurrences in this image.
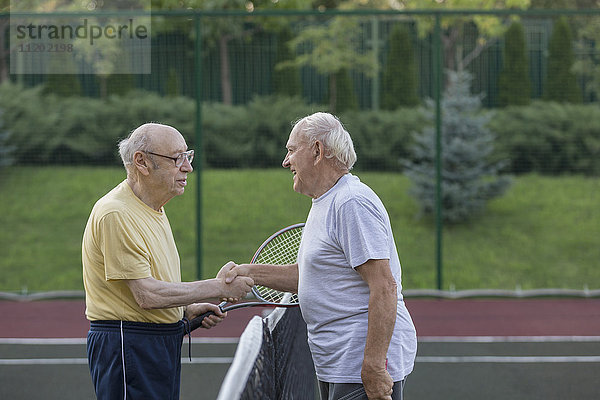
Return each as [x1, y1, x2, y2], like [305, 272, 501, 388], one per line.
[381, 24, 419, 109]
[404, 70, 512, 223]
[166, 68, 181, 97]
[498, 21, 531, 106]
[330, 68, 359, 113]
[273, 27, 302, 97]
[0, 110, 15, 168]
[544, 17, 582, 103]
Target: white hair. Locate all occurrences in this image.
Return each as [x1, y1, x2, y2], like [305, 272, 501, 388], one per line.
[293, 112, 357, 171]
[118, 124, 157, 169]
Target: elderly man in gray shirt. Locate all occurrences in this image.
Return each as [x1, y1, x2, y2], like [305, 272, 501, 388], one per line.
[226, 112, 417, 400]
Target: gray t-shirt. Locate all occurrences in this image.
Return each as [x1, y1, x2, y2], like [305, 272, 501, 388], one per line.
[297, 173, 417, 383]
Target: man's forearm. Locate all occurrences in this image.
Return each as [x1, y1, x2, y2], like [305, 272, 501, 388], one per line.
[235, 263, 299, 293]
[363, 285, 397, 368]
[127, 278, 226, 309]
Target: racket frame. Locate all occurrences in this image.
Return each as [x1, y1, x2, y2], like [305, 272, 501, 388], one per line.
[188, 223, 304, 331]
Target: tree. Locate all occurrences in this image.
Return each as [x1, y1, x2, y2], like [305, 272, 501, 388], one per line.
[0, 110, 15, 168]
[544, 17, 582, 103]
[498, 21, 531, 106]
[273, 27, 302, 97]
[572, 17, 600, 102]
[404, 70, 512, 223]
[381, 24, 419, 109]
[173, 0, 312, 105]
[279, 16, 377, 113]
[401, 0, 531, 74]
[328, 68, 359, 113]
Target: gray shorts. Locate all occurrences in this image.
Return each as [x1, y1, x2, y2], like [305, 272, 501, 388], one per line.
[318, 379, 405, 400]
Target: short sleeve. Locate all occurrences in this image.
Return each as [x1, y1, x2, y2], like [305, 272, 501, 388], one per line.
[335, 197, 390, 269]
[99, 212, 152, 280]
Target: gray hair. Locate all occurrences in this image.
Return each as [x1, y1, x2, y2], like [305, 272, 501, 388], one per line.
[293, 112, 357, 171]
[118, 124, 156, 169]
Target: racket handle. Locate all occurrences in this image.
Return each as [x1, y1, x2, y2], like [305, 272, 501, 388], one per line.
[188, 302, 227, 331]
[189, 310, 216, 331]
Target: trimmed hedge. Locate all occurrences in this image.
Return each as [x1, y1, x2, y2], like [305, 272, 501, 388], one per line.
[0, 84, 194, 165]
[489, 101, 600, 175]
[1, 83, 598, 175]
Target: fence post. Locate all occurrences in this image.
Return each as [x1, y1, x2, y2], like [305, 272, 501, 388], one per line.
[434, 12, 443, 291]
[370, 16, 380, 110]
[195, 13, 203, 280]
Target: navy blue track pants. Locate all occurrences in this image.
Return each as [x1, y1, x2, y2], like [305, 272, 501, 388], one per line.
[87, 320, 185, 400]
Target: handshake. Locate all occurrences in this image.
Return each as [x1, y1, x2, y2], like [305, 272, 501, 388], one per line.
[216, 261, 254, 303]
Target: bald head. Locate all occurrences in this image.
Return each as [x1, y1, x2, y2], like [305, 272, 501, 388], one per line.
[118, 123, 182, 170]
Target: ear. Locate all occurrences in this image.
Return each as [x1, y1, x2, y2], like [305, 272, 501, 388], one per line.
[133, 151, 151, 176]
[313, 141, 324, 165]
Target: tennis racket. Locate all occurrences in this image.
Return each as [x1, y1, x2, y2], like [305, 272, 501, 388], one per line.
[188, 223, 304, 331]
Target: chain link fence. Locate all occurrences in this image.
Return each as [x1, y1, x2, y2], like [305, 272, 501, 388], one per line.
[0, 9, 599, 294]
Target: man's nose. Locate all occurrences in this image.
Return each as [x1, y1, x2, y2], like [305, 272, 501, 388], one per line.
[181, 158, 193, 172]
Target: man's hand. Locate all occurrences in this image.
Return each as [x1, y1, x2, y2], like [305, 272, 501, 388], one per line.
[223, 263, 251, 284]
[361, 362, 394, 400]
[216, 261, 237, 281]
[216, 261, 254, 302]
[185, 303, 226, 329]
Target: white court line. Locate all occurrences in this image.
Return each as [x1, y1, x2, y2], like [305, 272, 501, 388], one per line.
[3, 336, 600, 345]
[0, 357, 234, 365]
[2, 355, 600, 366]
[418, 356, 600, 363]
[419, 336, 600, 343]
[0, 337, 240, 345]
[2, 337, 599, 366]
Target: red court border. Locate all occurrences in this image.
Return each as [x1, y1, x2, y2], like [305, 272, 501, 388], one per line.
[2, 298, 600, 338]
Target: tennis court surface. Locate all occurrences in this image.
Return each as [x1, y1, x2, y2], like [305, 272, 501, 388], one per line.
[1, 298, 600, 399]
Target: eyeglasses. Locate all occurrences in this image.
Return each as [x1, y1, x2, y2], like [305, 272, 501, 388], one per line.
[145, 150, 194, 168]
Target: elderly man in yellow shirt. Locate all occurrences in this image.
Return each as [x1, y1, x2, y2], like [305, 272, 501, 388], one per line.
[82, 123, 253, 400]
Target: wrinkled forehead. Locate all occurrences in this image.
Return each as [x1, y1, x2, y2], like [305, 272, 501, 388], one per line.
[287, 121, 309, 148]
[147, 124, 187, 153]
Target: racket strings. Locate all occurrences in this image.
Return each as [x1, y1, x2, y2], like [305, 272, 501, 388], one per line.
[253, 226, 303, 305]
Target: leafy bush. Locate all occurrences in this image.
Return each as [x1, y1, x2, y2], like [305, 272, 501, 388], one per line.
[1, 82, 597, 176]
[489, 101, 600, 175]
[340, 108, 427, 171]
[0, 84, 195, 165]
[203, 95, 315, 168]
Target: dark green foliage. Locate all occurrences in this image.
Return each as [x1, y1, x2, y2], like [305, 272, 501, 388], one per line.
[44, 75, 83, 97]
[498, 21, 531, 107]
[0, 84, 194, 165]
[166, 68, 182, 97]
[0, 110, 15, 168]
[544, 17, 582, 103]
[404, 71, 512, 223]
[340, 108, 427, 171]
[381, 24, 420, 109]
[489, 101, 600, 175]
[273, 28, 302, 97]
[203, 95, 314, 168]
[105, 74, 135, 97]
[326, 68, 359, 113]
[1, 82, 597, 175]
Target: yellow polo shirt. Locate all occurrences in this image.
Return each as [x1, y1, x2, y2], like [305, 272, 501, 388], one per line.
[82, 180, 184, 323]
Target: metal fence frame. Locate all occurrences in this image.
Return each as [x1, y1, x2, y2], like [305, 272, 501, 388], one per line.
[4, 8, 600, 288]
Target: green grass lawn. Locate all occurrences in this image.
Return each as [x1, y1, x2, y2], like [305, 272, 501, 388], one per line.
[1, 166, 599, 292]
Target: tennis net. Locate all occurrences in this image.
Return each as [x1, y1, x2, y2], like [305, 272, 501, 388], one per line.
[217, 307, 317, 400]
